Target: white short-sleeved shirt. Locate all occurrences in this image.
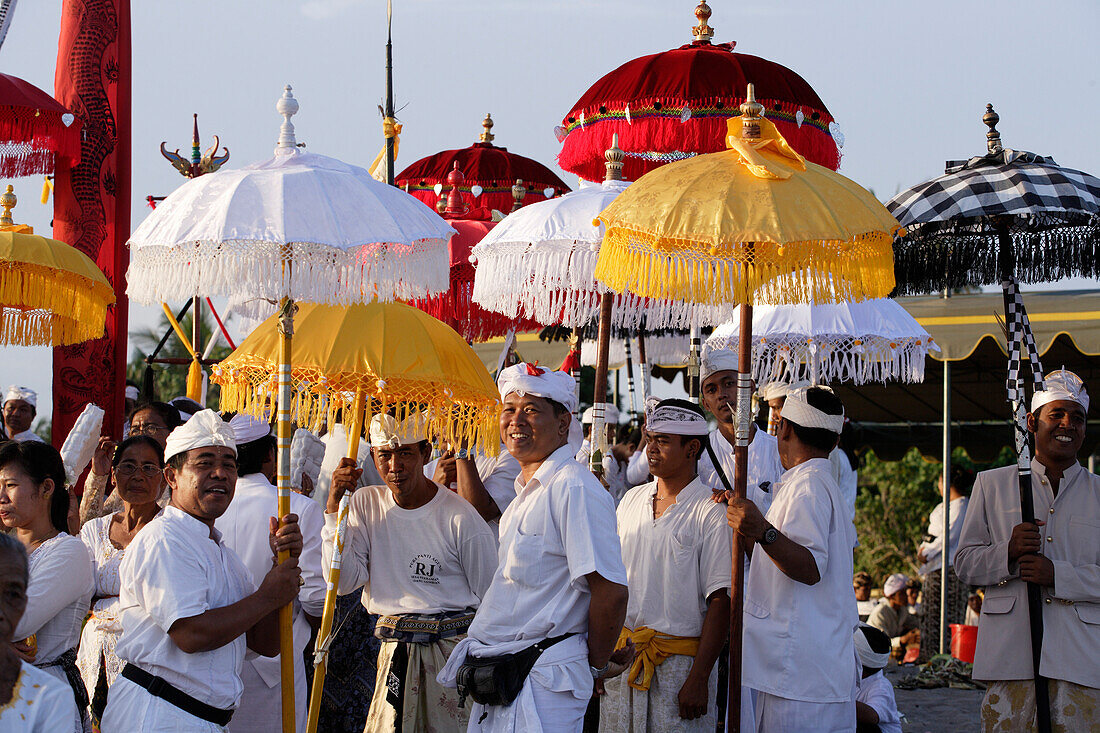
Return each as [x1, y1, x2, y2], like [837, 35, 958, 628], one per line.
[856, 670, 902, 733]
[918, 496, 969, 575]
[423, 443, 521, 514]
[113, 505, 256, 710]
[0, 661, 79, 732]
[698, 427, 783, 513]
[13, 532, 94, 665]
[617, 477, 731, 637]
[466, 443, 629, 656]
[321, 482, 498, 616]
[743, 457, 859, 704]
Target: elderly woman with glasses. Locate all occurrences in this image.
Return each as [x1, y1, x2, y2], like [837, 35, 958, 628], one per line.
[76, 435, 166, 727]
[79, 402, 181, 526]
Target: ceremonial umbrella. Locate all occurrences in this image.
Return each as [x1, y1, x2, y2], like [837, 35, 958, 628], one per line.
[556, 1, 840, 183]
[211, 300, 500, 733]
[0, 184, 113, 345]
[396, 113, 569, 213]
[886, 105, 1100, 733]
[595, 86, 900, 730]
[125, 86, 453, 732]
[0, 73, 81, 178]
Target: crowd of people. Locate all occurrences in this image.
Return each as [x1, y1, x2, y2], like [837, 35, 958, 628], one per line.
[0, 359, 1096, 733]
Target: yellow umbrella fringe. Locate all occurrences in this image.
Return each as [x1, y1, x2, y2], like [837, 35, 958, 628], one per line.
[0, 307, 108, 347]
[593, 227, 897, 306]
[0, 258, 114, 345]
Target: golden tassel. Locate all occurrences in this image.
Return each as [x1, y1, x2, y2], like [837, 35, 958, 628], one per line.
[186, 357, 203, 403]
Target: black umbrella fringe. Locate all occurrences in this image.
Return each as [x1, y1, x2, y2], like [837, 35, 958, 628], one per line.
[892, 214, 1100, 295]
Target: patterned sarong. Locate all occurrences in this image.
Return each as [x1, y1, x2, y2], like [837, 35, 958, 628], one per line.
[981, 679, 1100, 732]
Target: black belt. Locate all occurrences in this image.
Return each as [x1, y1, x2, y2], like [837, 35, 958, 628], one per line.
[121, 663, 234, 726]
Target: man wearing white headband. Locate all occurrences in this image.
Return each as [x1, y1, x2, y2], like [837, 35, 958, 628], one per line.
[102, 410, 304, 731]
[956, 369, 1100, 730]
[214, 413, 325, 733]
[697, 349, 783, 515]
[867, 572, 919, 653]
[323, 412, 497, 731]
[601, 398, 731, 732]
[853, 625, 901, 733]
[726, 386, 858, 731]
[438, 363, 630, 731]
[3, 385, 44, 443]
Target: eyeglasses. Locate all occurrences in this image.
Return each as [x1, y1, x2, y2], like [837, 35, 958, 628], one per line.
[130, 423, 169, 436]
[115, 462, 162, 477]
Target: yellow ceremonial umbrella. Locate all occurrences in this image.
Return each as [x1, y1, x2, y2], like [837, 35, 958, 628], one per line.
[595, 85, 901, 732]
[0, 185, 114, 346]
[211, 300, 499, 733]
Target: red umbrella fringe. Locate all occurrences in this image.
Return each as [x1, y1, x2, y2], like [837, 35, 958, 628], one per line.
[559, 108, 839, 182]
[404, 186, 553, 216]
[0, 109, 81, 175]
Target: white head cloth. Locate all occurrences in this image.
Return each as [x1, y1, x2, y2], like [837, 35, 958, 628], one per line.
[4, 385, 36, 407]
[498, 362, 578, 414]
[854, 626, 890, 670]
[164, 409, 238, 463]
[1031, 368, 1089, 414]
[645, 397, 709, 436]
[582, 404, 620, 425]
[228, 413, 272, 445]
[781, 386, 844, 434]
[700, 348, 738, 383]
[369, 413, 428, 449]
[883, 572, 908, 598]
[125, 385, 140, 401]
[758, 380, 811, 402]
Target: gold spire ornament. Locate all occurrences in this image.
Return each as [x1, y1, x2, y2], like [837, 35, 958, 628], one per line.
[480, 113, 495, 144]
[692, 0, 714, 42]
[604, 134, 625, 182]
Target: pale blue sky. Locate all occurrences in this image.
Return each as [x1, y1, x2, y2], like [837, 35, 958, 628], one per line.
[1, 0, 1098, 421]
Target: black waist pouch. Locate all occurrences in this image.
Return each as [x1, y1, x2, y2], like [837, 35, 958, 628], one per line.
[456, 633, 575, 708]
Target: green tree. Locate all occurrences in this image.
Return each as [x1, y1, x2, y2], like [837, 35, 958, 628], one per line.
[126, 309, 234, 410]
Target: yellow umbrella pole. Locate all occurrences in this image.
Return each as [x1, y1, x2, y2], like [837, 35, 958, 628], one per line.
[306, 388, 365, 733]
[276, 296, 296, 733]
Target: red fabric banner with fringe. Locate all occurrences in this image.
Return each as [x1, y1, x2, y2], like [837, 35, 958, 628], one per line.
[51, 0, 130, 447]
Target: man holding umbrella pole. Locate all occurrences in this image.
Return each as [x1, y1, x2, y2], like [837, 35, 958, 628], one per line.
[955, 369, 1100, 731]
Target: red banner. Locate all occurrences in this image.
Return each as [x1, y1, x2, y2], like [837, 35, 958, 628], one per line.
[52, 0, 131, 446]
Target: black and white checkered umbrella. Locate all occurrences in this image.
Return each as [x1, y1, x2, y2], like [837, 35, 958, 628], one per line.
[887, 107, 1100, 295]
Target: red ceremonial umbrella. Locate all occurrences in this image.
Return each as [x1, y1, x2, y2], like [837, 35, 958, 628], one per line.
[0, 73, 81, 178]
[556, 1, 839, 182]
[396, 113, 570, 214]
[408, 164, 544, 342]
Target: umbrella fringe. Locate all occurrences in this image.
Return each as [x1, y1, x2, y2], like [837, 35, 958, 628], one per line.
[0, 109, 82, 164]
[126, 238, 450, 305]
[0, 261, 113, 345]
[594, 228, 896, 306]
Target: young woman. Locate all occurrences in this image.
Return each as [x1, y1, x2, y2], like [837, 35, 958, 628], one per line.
[76, 436, 165, 727]
[0, 440, 94, 731]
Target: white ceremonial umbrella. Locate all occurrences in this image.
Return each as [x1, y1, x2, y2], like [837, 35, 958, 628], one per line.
[124, 85, 453, 733]
[705, 298, 938, 386]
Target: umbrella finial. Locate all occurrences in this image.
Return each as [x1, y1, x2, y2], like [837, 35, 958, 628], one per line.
[740, 83, 764, 140]
[480, 113, 495, 144]
[604, 133, 625, 182]
[984, 103, 1002, 155]
[692, 0, 714, 43]
[275, 84, 299, 156]
[0, 185, 15, 226]
[511, 179, 526, 213]
[445, 162, 468, 216]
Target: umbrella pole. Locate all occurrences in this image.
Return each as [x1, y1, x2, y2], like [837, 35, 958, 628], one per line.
[590, 292, 614, 476]
[306, 389, 366, 733]
[726, 303, 752, 733]
[624, 336, 638, 424]
[275, 296, 297, 733]
[688, 323, 701, 400]
[637, 331, 651, 404]
[940, 359, 951, 654]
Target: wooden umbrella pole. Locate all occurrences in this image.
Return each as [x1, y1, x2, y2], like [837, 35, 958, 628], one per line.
[726, 302, 752, 733]
[275, 295, 297, 732]
[590, 292, 614, 475]
[305, 389, 365, 733]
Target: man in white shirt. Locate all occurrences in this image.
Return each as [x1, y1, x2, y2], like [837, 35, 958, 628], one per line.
[696, 350, 783, 513]
[438, 362, 631, 732]
[2, 386, 44, 443]
[101, 410, 303, 732]
[726, 386, 858, 732]
[955, 369, 1100, 731]
[323, 412, 498, 732]
[215, 414, 326, 733]
[601, 398, 731, 732]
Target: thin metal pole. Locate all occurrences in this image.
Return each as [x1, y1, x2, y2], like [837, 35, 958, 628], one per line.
[384, 0, 395, 186]
[590, 293, 614, 476]
[624, 337, 638, 423]
[688, 324, 701, 403]
[940, 359, 951, 654]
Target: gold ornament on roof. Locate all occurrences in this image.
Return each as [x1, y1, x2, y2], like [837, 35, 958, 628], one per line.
[480, 113, 495, 144]
[693, 1, 714, 42]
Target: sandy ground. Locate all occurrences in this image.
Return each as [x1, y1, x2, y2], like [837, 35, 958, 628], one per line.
[886, 666, 985, 731]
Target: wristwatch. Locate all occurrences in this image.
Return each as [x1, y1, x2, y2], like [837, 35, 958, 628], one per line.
[590, 661, 611, 679]
[759, 523, 779, 546]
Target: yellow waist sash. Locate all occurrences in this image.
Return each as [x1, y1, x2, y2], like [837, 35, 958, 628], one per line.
[616, 626, 700, 691]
